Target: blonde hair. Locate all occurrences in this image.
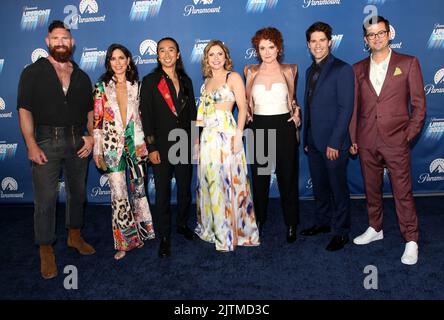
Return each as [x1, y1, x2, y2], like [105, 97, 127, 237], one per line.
[201, 40, 233, 78]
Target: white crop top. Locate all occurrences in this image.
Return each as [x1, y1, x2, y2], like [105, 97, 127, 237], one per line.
[251, 83, 288, 115]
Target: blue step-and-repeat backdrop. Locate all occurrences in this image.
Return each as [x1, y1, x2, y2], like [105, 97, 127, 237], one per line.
[0, 0, 443, 204]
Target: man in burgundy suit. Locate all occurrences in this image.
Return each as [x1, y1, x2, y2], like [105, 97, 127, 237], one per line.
[349, 16, 426, 265]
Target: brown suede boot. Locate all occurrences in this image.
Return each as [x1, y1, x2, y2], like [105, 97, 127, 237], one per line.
[67, 229, 96, 255]
[39, 245, 57, 279]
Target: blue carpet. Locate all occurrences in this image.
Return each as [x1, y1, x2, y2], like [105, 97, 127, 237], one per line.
[1, 197, 443, 300]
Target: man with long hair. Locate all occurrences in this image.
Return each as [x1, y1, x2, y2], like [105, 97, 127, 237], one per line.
[139, 37, 197, 257]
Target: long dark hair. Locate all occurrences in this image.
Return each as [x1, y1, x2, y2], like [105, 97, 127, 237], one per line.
[153, 37, 188, 78]
[99, 43, 138, 85]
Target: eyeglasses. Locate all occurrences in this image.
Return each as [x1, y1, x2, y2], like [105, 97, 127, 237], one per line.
[366, 30, 389, 40]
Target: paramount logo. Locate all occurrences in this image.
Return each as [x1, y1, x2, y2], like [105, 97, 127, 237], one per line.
[302, 0, 341, 8]
[388, 25, 402, 49]
[63, 0, 106, 29]
[418, 158, 444, 184]
[133, 39, 158, 65]
[79, 0, 98, 14]
[183, 0, 221, 16]
[31, 48, 48, 63]
[424, 68, 444, 95]
[245, 48, 257, 60]
[0, 98, 12, 119]
[90, 174, 111, 197]
[1, 177, 24, 199]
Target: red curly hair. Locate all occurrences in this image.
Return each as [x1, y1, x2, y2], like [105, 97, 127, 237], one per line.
[251, 27, 284, 61]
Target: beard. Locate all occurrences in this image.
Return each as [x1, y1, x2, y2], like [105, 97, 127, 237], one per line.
[49, 45, 73, 62]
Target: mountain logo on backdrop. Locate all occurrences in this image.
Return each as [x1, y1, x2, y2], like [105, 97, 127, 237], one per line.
[31, 48, 49, 63]
[63, 0, 106, 29]
[1, 177, 24, 199]
[133, 39, 158, 65]
[79, 0, 98, 14]
[129, 0, 163, 21]
[424, 68, 444, 95]
[21, 6, 51, 31]
[90, 174, 111, 197]
[0, 98, 12, 119]
[388, 25, 402, 49]
[99, 175, 110, 188]
[2, 177, 18, 191]
[418, 158, 444, 184]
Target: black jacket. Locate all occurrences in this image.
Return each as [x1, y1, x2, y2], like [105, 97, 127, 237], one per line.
[139, 70, 196, 161]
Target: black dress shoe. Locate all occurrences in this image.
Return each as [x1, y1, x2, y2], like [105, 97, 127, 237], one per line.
[158, 237, 171, 258]
[300, 225, 331, 236]
[326, 235, 349, 251]
[286, 226, 297, 243]
[177, 225, 196, 240]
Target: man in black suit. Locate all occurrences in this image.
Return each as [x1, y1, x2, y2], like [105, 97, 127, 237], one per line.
[139, 37, 197, 257]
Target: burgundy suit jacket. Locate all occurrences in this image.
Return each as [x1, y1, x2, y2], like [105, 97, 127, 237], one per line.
[349, 51, 426, 148]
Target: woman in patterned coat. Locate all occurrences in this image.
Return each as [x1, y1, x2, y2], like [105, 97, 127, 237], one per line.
[93, 43, 155, 260]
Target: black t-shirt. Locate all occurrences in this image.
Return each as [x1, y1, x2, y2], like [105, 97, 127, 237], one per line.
[17, 58, 93, 126]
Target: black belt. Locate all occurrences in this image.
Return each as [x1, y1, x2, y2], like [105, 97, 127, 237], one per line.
[35, 125, 84, 137]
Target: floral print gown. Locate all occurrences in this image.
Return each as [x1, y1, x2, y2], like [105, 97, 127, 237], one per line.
[195, 81, 260, 251]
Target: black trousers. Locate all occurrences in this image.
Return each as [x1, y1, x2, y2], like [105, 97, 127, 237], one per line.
[250, 113, 299, 227]
[32, 125, 88, 245]
[151, 161, 192, 240]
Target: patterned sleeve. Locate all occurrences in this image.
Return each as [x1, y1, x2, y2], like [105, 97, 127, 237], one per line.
[93, 81, 105, 156]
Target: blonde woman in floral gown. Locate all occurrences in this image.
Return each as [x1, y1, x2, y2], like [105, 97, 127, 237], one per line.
[195, 40, 260, 251]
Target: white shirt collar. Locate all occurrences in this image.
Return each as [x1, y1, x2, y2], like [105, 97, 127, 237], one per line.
[370, 48, 392, 67]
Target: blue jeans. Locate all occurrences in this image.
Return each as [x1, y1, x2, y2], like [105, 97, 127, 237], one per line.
[32, 126, 88, 245]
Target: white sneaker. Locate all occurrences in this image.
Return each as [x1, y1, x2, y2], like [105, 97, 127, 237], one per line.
[401, 241, 418, 265]
[353, 227, 384, 245]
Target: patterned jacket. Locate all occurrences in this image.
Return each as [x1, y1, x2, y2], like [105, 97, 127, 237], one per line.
[93, 79, 148, 168]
